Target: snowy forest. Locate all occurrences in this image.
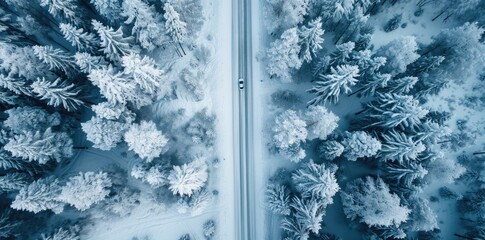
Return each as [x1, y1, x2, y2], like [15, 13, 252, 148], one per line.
[261, 0, 485, 239]
[0, 0, 224, 239]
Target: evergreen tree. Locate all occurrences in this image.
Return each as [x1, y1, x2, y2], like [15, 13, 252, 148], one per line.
[88, 66, 137, 105]
[424, 157, 466, 184]
[308, 64, 359, 105]
[40, 0, 78, 23]
[292, 160, 339, 202]
[383, 161, 428, 186]
[381, 76, 418, 95]
[188, 187, 211, 216]
[350, 50, 387, 77]
[414, 120, 451, 144]
[60, 23, 98, 52]
[272, 110, 307, 162]
[0, 74, 32, 97]
[405, 196, 438, 232]
[31, 77, 83, 111]
[4, 106, 61, 134]
[379, 130, 426, 163]
[266, 184, 291, 216]
[0, 45, 49, 79]
[32, 46, 77, 73]
[266, 28, 302, 82]
[303, 105, 339, 140]
[298, 17, 324, 63]
[163, 3, 188, 44]
[121, 54, 164, 96]
[364, 93, 428, 130]
[168, 159, 208, 197]
[341, 177, 410, 227]
[319, 140, 344, 161]
[122, 0, 166, 50]
[263, 0, 309, 33]
[329, 42, 355, 67]
[376, 36, 419, 75]
[59, 171, 112, 211]
[4, 128, 73, 164]
[92, 20, 137, 62]
[91, 101, 134, 122]
[0, 172, 30, 191]
[41, 227, 80, 240]
[90, 0, 123, 23]
[281, 215, 309, 240]
[81, 117, 128, 151]
[11, 177, 64, 214]
[124, 121, 168, 162]
[290, 196, 325, 234]
[342, 131, 381, 161]
[168, 0, 204, 38]
[0, 209, 21, 239]
[74, 52, 106, 73]
[404, 55, 444, 77]
[355, 72, 392, 97]
[185, 109, 217, 148]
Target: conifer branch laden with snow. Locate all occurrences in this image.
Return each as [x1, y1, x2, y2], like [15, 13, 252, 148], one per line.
[31, 77, 84, 111]
[308, 64, 359, 105]
[32, 45, 77, 73]
[60, 23, 98, 52]
[92, 20, 137, 62]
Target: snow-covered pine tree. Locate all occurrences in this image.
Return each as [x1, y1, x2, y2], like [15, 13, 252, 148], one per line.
[31, 77, 83, 111]
[121, 54, 164, 96]
[329, 41, 355, 67]
[298, 17, 324, 63]
[342, 131, 381, 161]
[405, 196, 438, 232]
[41, 227, 80, 240]
[353, 72, 392, 97]
[0, 172, 30, 191]
[91, 101, 134, 122]
[168, 159, 208, 197]
[81, 117, 128, 151]
[424, 157, 466, 184]
[40, 0, 78, 24]
[0, 90, 18, 106]
[92, 20, 137, 62]
[272, 110, 307, 162]
[163, 3, 188, 45]
[381, 76, 418, 95]
[321, 0, 355, 24]
[383, 161, 428, 186]
[0, 74, 32, 97]
[376, 36, 420, 75]
[266, 28, 302, 82]
[11, 177, 64, 214]
[350, 50, 387, 77]
[4, 106, 61, 134]
[364, 93, 428, 130]
[32, 45, 77, 74]
[90, 0, 123, 23]
[74, 52, 106, 73]
[0, 45, 49, 80]
[88, 66, 137, 105]
[308, 64, 359, 105]
[0, 209, 21, 239]
[188, 187, 211, 216]
[168, 0, 204, 38]
[414, 120, 451, 144]
[58, 171, 112, 211]
[290, 196, 325, 234]
[303, 105, 339, 140]
[341, 176, 410, 227]
[124, 121, 168, 162]
[60, 23, 98, 52]
[404, 55, 444, 77]
[280, 215, 309, 240]
[122, 0, 166, 50]
[263, 0, 309, 33]
[4, 128, 73, 164]
[379, 130, 426, 163]
[292, 160, 339, 203]
[319, 140, 344, 161]
[266, 184, 291, 216]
